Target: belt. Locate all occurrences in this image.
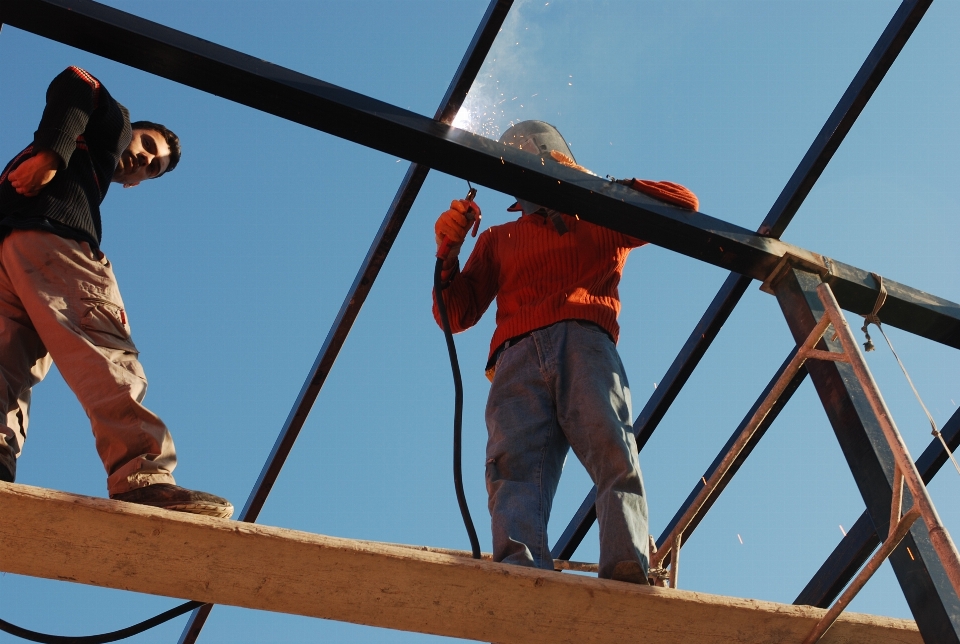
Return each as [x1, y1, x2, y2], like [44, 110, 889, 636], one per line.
[485, 320, 610, 375]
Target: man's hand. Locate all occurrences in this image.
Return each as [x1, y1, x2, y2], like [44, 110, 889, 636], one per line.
[8, 150, 60, 197]
[435, 199, 480, 265]
[619, 178, 699, 211]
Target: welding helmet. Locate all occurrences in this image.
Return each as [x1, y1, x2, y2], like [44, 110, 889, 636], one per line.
[499, 120, 574, 216]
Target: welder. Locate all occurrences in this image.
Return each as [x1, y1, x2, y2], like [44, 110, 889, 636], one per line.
[0, 66, 233, 518]
[432, 120, 698, 583]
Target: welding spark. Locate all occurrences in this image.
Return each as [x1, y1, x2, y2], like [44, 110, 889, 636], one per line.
[737, 534, 743, 545]
[839, 524, 847, 536]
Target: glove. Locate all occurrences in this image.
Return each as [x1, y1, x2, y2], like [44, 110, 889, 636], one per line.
[435, 199, 480, 265]
[549, 150, 597, 176]
[620, 178, 699, 211]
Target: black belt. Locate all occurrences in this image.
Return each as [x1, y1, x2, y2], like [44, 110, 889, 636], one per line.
[486, 320, 610, 370]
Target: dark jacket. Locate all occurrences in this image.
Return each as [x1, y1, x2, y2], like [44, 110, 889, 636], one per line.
[0, 66, 131, 249]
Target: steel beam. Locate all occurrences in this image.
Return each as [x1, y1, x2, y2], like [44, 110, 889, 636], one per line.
[174, 1, 514, 641]
[2, 0, 959, 350]
[774, 266, 960, 643]
[758, 0, 931, 238]
[654, 349, 808, 567]
[796, 406, 960, 608]
[552, 0, 933, 561]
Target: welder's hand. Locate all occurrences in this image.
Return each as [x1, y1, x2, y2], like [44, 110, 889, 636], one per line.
[550, 150, 597, 176]
[7, 150, 60, 197]
[435, 199, 480, 261]
[620, 178, 699, 211]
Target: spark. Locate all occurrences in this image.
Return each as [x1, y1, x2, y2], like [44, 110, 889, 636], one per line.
[839, 524, 847, 536]
[737, 534, 743, 545]
[701, 476, 707, 486]
[953, 399, 957, 406]
[907, 547, 915, 560]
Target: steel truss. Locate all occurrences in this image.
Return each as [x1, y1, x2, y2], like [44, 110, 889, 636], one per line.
[1, 0, 959, 642]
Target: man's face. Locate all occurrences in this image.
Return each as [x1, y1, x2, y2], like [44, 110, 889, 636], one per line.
[112, 128, 171, 187]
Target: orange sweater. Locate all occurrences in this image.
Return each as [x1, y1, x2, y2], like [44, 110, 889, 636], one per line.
[433, 211, 646, 361]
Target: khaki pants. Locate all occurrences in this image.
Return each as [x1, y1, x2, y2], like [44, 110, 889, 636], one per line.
[0, 229, 177, 495]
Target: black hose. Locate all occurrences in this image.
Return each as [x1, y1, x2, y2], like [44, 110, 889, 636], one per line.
[434, 257, 482, 560]
[0, 601, 204, 643]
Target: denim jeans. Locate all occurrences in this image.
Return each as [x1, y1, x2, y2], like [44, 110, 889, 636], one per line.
[484, 320, 649, 578]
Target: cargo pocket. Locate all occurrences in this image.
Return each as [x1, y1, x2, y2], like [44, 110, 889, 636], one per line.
[80, 298, 138, 353]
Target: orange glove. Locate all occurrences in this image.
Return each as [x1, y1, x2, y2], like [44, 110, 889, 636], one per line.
[435, 199, 480, 266]
[621, 178, 699, 211]
[550, 150, 597, 176]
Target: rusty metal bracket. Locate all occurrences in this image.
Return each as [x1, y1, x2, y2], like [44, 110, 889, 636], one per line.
[760, 252, 830, 295]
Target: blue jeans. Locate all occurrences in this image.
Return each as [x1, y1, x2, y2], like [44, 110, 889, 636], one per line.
[484, 320, 649, 578]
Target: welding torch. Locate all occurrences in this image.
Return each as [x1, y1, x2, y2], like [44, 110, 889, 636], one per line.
[435, 184, 480, 260]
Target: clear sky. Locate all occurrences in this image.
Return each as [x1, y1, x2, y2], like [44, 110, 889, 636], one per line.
[2, 0, 960, 642]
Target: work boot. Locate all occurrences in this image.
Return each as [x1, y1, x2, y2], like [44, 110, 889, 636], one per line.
[610, 560, 647, 585]
[111, 483, 234, 519]
[0, 462, 12, 483]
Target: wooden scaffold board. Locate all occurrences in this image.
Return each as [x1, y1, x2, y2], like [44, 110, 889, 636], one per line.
[0, 483, 920, 644]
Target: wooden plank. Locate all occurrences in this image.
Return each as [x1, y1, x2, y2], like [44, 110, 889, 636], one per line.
[0, 483, 919, 644]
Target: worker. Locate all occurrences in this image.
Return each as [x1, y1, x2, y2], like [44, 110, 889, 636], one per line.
[0, 66, 233, 519]
[432, 120, 698, 583]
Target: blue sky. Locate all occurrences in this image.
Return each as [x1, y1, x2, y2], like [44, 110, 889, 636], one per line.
[2, 0, 960, 641]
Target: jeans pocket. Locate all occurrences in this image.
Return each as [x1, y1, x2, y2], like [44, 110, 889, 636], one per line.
[573, 319, 613, 342]
[80, 298, 138, 353]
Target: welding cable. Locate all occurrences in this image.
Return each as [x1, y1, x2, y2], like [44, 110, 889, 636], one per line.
[0, 600, 203, 643]
[434, 255, 482, 561]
